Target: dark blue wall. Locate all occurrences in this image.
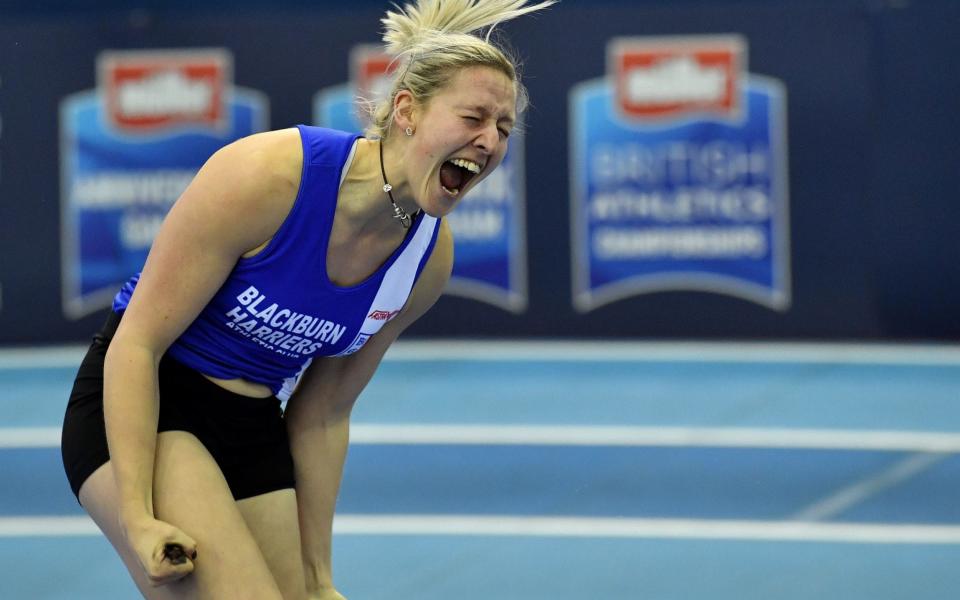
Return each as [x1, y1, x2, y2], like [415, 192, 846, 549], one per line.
[1, 0, 957, 343]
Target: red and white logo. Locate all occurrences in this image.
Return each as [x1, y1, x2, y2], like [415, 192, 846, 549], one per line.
[351, 45, 397, 104]
[348, 45, 398, 127]
[610, 36, 745, 122]
[367, 309, 401, 322]
[98, 50, 231, 132]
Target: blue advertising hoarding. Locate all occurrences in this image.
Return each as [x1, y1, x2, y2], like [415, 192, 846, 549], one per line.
[570, 36, 790, 312]
[60, 49, 268, 318]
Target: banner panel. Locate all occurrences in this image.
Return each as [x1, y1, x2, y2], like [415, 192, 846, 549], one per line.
[60, 49, 268, 319]
[570, 36, 790, 312]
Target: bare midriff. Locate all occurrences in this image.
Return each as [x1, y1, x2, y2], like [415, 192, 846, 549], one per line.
[201, 374, 275, 398]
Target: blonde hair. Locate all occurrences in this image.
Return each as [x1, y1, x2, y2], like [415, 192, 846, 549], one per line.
[366, 0, 556, 139]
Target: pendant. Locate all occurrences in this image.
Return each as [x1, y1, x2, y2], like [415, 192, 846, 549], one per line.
[393, 204, 412, 228]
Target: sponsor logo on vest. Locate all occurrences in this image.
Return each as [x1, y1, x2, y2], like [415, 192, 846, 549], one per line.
[368, 309, 401, 321]
[225, 285, 348, 358]
[340, 333, 370, 356]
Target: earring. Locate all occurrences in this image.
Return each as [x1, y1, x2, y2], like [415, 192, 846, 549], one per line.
[405, 127, 414, 136]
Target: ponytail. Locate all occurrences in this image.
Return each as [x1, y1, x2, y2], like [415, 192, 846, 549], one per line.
[382, 0, 554, 54]
[367, 0, 555, 138]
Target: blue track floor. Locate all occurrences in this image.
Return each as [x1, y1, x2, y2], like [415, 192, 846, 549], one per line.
[2, 344, 959, 599]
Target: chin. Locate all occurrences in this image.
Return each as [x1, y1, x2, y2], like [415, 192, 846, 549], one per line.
[422, 192, 461, 218]
[423, 203, 454, 219]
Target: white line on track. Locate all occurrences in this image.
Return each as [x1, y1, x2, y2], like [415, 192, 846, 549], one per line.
[791, 452, 950, 521]
[0, 516, 98, 537]
[0, 428, 61, 448]
[4, 340, 960, 368]
[349, 425, 960, 452]
[5, 424, 960, 452]
[383, 341, 960, 366]
[4, 514, 960, 544]
[334, 515, 960, 544]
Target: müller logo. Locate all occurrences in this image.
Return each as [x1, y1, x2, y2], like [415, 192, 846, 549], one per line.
[367, 309, 401, 321]
[98, 50, 230, 132]
[611, 36, 744, 122]
[351, 45, 397, 115]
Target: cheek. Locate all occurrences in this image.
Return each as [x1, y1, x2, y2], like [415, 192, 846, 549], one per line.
[417, 137, 446, 166]
[411, 144, 439, 183]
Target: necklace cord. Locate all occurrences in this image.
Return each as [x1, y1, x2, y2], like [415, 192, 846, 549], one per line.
[378, 140, 414, 229]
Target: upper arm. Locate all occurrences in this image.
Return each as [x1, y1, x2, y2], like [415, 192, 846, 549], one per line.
[111, 128, 303, 356]
[286, 220, 454, 415]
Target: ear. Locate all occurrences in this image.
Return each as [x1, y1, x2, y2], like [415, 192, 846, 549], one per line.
[392, 89, 418, 134]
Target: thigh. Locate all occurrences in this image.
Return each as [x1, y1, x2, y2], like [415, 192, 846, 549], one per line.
[80, 431, 285, 600]
[237, 489, 307, 600]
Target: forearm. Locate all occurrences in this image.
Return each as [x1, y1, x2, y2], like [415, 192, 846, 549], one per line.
[102, 341, 162, 524]
[287, 400, 352, 593]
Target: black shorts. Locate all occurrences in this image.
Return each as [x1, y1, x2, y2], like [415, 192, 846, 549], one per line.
[61, 311, 296, 502]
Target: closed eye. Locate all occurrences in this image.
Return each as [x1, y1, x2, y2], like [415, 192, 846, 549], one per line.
[463, 114, 511, 140]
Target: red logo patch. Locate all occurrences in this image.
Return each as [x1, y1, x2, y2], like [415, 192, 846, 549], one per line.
[99, 50, 230, 132]
[610, 36, 744, 122]
[350, 45, 397, 103]
[368, 309, 401, 321]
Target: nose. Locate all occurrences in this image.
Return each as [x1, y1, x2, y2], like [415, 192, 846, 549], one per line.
[473, 122, 499, 155]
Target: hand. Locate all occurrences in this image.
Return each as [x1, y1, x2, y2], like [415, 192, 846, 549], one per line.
[122, 516, 198, 586]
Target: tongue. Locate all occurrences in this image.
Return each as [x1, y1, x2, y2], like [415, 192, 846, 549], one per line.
[439, 161, 464, 191]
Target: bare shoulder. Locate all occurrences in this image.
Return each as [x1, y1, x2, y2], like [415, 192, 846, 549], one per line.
[179, 128, 302, 248]
[232, 128, 302, 180]
[213, 128, 303, 208]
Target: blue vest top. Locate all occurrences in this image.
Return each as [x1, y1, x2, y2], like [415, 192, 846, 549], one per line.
[113, 126, 441, 400]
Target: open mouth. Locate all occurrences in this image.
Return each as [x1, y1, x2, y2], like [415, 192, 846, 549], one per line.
[439, 158, 482, 197]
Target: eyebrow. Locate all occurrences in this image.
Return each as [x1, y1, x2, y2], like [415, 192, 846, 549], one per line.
[462, 104, 515, 126]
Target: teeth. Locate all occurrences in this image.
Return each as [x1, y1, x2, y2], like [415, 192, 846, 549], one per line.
[441, 185, 460, 197]
[450, 158, 481, 174]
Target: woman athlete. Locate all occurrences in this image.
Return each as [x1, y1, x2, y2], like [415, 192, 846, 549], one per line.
[61, 0, 554, 598]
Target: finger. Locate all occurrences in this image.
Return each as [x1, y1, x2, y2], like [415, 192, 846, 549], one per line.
[145, 535, 198, 585]
[147, 555, 196, 587]
[161, 532, 199, 564]
[163, 543, 187, 565]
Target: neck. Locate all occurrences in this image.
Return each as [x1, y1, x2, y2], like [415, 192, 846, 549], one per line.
[340, 138, 419, 233]
[379, 139, 417, 229]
